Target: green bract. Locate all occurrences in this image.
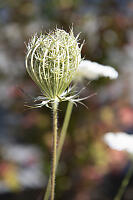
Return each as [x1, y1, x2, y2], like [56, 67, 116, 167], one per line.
[26, 28, 82, 102]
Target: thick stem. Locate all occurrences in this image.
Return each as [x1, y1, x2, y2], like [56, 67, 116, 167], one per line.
[51, 102, 58, 200]
[44, 102, 73, 200]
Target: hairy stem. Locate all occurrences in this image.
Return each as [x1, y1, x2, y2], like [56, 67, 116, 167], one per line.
[50, 102, 58, 200]
[44, 102, 73, 200]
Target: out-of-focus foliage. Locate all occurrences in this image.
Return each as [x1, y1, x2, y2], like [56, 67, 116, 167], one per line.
[0, 0, 133, 200]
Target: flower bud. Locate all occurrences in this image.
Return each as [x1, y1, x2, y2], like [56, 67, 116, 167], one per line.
[26, 28, 82, 100]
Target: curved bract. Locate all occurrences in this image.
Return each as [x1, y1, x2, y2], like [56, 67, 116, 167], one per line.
[25, 28, 82, 101]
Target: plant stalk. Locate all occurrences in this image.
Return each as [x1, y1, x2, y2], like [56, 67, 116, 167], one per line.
[51, 102, 58, 200]
[44, 102, 73, 200]
[57, 102, 73, 164]
[114, 163, 133, 200]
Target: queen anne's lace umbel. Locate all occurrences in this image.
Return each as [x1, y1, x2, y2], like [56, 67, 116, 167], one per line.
[25, 28, 83, 108]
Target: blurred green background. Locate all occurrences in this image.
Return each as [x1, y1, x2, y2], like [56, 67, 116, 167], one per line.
[0, 0, 133, 200]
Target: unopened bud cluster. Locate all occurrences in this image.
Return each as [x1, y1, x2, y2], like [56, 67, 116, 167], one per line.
[26, 28, 82, 100]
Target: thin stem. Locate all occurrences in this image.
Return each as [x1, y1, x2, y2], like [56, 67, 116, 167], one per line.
[57, 102, 73, 164]
[51, 102, 58, 200]
[114, 163, 133, 200]
[44, 102, 73, 200]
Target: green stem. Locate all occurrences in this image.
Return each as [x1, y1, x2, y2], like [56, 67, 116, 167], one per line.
[51, 102, 58, 200]
[44, 102, 73, 200]
[57, 102, 73, 164]
[114, 163, 133, 200]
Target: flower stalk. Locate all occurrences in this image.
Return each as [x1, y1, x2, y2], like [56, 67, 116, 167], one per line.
[44, 101, 73, 200]
[114, 163, 133, 200]
[51, 102, 58, 200]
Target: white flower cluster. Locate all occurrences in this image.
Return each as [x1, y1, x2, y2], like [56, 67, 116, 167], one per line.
[103, 132, 133, 154]
[76, 60, 118, 80]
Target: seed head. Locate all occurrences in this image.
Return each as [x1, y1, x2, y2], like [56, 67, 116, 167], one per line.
[25, 28, 82, 102]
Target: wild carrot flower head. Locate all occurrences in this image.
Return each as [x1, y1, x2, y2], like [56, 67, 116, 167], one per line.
[103, 132, 133, 154]
[25, 28, 82, 107]
[26, 29, 81, 104]
[75, 60, 118, 81]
